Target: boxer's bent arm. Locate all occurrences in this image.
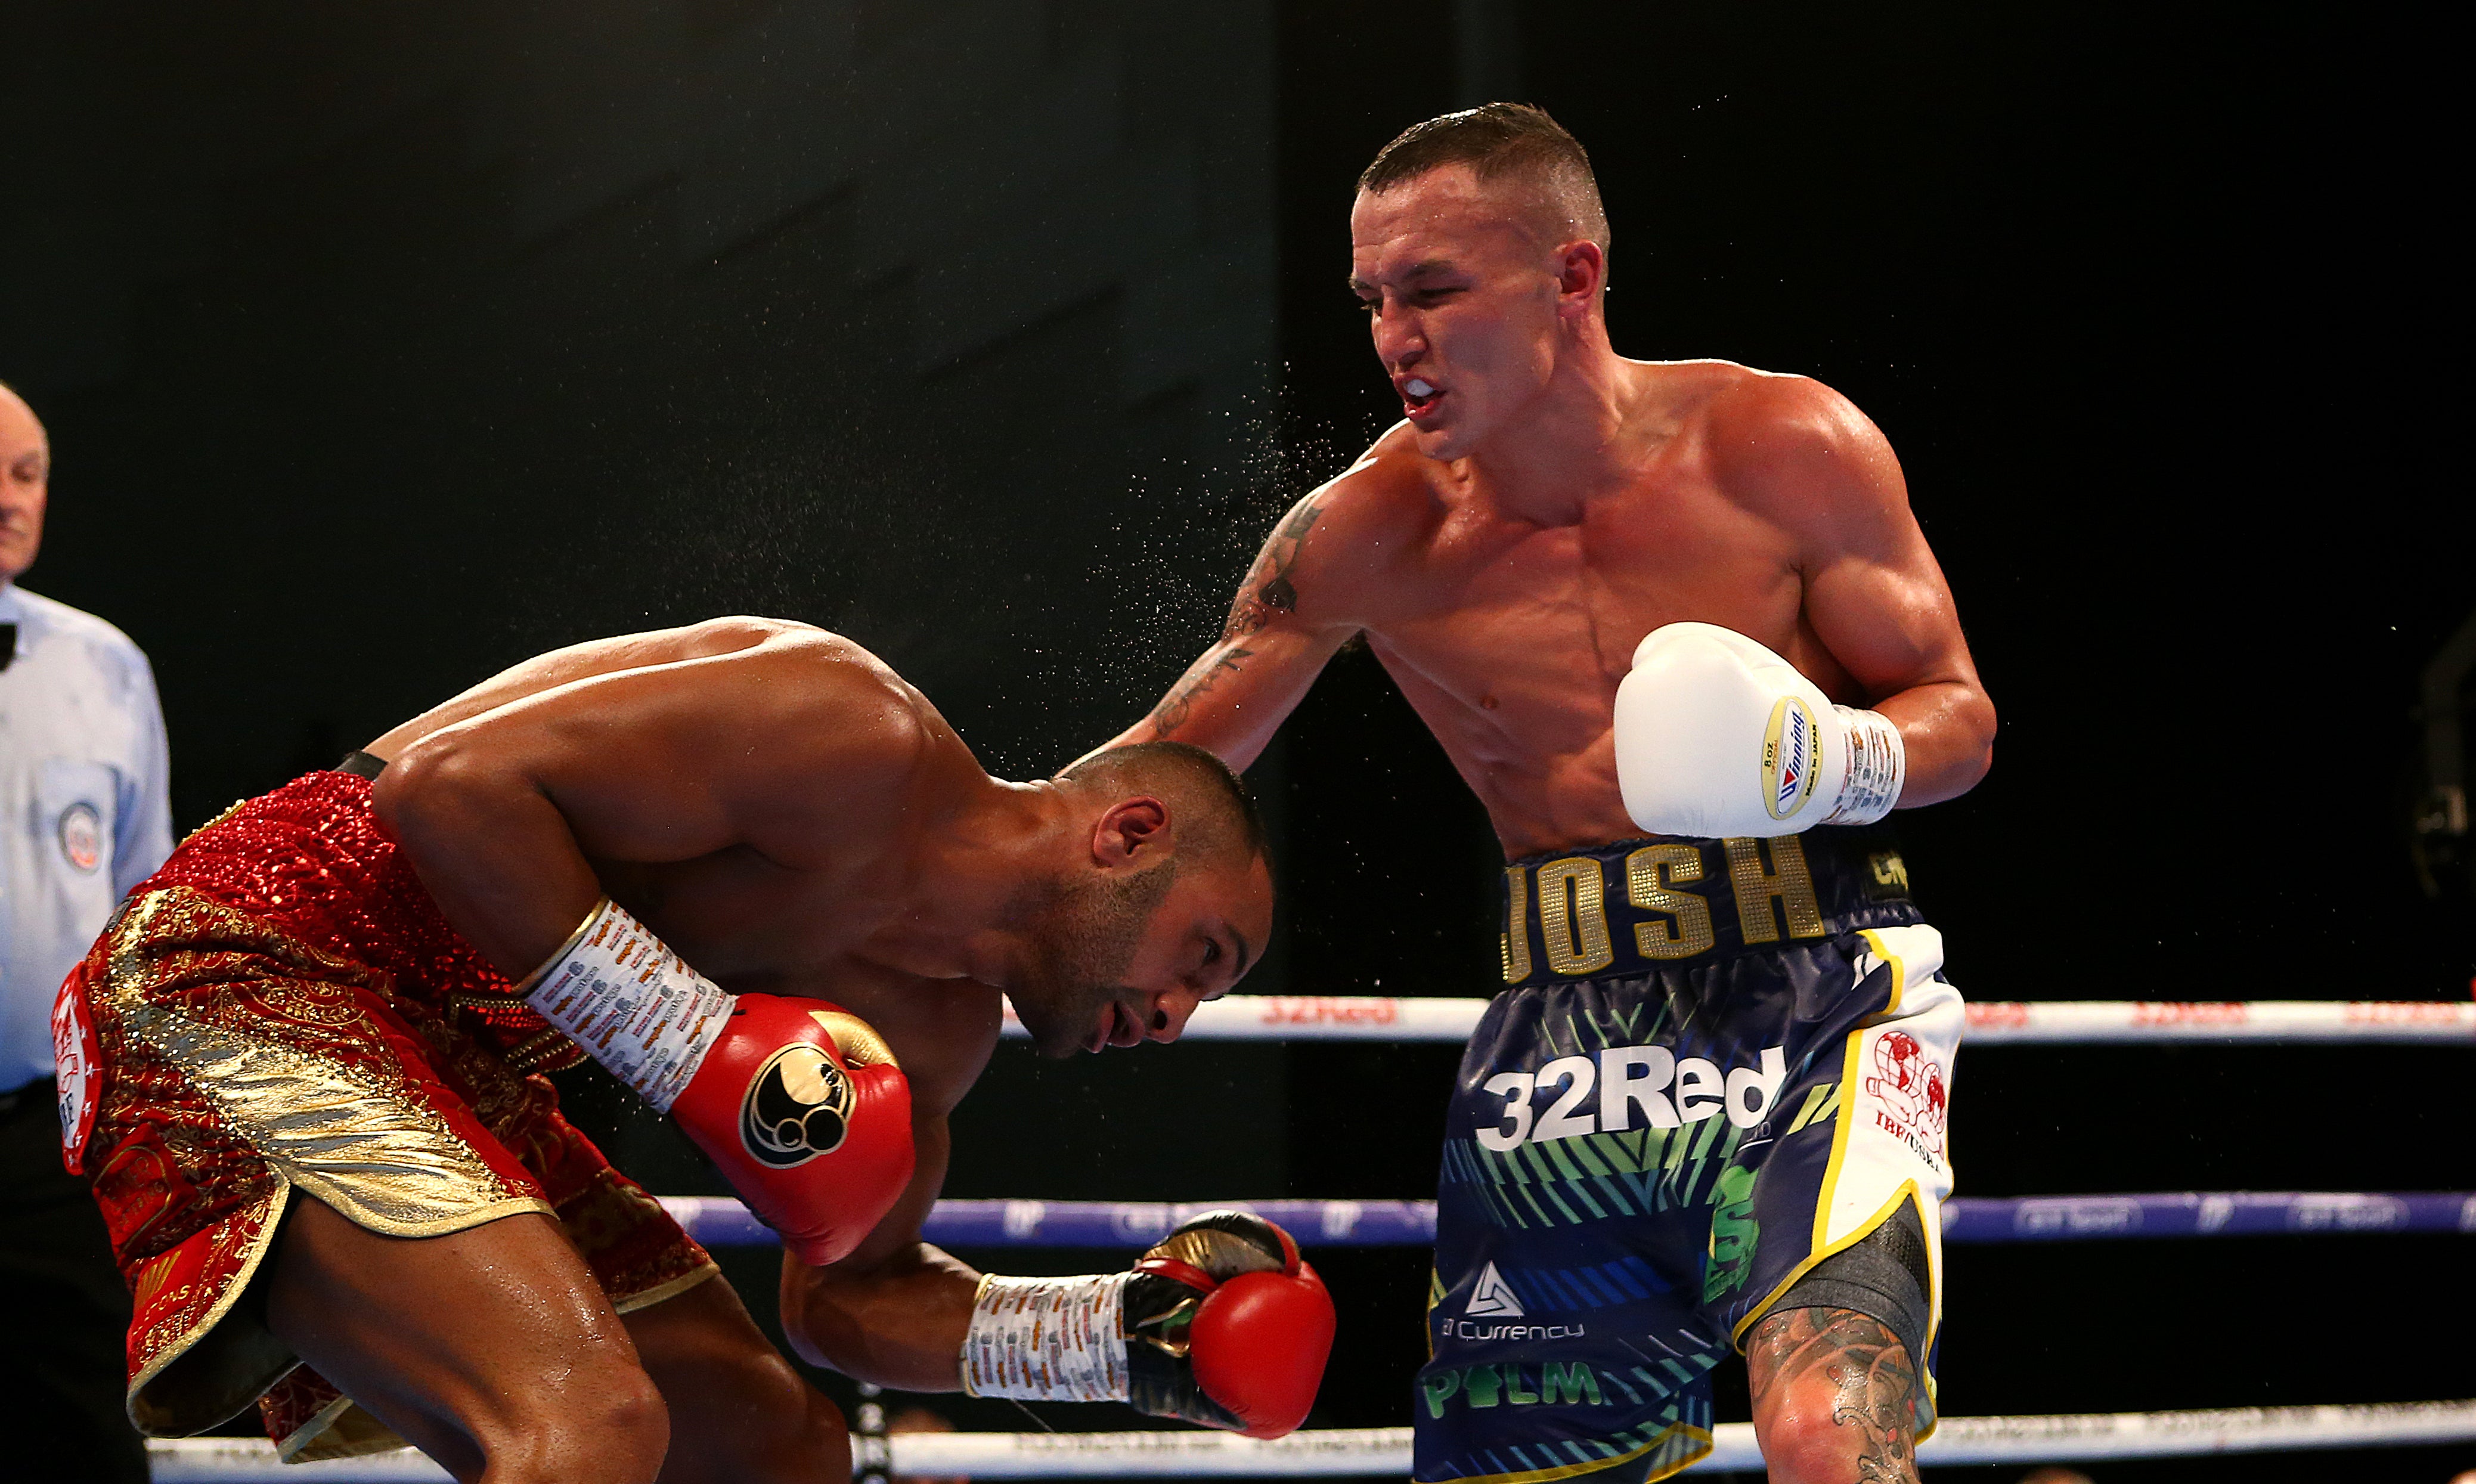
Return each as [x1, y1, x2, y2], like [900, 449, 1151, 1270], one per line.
[1096, 488, 1364, 769]
[1801, 524, 1994, 808]
[376, 636, 923, 975]
[1716, 377, 1996, 807]
[1101, 623, 1350, 769]
[779, 1112, 980, 1390]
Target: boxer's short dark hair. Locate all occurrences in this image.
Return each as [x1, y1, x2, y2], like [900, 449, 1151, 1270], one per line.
[1359, 103, 1611, 253]
[1062, 741, 1269, 865]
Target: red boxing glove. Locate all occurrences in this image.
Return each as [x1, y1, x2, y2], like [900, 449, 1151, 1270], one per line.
[1126, 1212, 1336, 1439]
[667, 995, 915, 1267]
[519, 899, 915, 1268]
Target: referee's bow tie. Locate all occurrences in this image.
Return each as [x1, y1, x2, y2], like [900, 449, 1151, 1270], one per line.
[0, 622, 15, 672]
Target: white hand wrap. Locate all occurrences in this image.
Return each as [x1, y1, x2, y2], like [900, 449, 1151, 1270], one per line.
[960, 1273, 1132, 1403]
[1820, 705, 1905, 827]
[519, 899, 733, 1114]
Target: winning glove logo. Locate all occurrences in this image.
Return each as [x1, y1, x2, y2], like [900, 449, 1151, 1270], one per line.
[740, 1045, 855, 1167]
[1762, 697, 1818, 821]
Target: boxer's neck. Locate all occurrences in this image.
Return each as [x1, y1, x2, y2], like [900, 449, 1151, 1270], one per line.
[859, 779, 1086, 987]
[1464, 329, 1647, 525]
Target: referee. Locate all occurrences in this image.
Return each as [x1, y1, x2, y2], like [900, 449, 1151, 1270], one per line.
[0, 381, 171, 1480]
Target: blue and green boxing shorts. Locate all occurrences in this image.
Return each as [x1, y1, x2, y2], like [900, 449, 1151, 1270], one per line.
[1415, 827, 1960, 1484]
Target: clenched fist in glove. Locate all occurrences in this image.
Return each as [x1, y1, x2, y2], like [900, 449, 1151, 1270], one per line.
[520, 897, 914, 1266]
[960, 1210, 1336, 1439]
[1614, 621, 1905, 838]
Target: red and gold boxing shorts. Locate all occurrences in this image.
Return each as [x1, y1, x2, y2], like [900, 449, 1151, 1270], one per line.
[52, 770, 718, 1462]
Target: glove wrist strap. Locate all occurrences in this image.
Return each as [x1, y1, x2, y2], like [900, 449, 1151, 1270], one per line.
[1822, 707, 1907, 827]
[519, 898, 733, 1113]
[960, 1273, 1132, 1403]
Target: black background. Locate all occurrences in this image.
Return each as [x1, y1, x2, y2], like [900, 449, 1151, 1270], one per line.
[4, 1, 2470, 1479]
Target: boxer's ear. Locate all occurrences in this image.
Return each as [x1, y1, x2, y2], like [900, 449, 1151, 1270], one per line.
[1555, 240, 1604, 314]
[1091, 795, 1172, 868]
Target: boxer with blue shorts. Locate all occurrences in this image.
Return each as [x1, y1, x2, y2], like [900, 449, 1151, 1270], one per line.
[1102, 102, 1997, 1483]
[1420, 828, 1957, 1482]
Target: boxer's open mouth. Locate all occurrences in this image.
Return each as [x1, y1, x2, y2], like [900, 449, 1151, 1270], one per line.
[1089, 1000, 1139, 1052]
[1399, 376, 1443, 419]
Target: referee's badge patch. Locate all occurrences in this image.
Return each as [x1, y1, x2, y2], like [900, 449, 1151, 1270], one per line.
[58, 801, 103, 873]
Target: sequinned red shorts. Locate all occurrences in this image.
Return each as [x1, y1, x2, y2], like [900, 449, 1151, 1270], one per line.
[54, 770, 717, 1461]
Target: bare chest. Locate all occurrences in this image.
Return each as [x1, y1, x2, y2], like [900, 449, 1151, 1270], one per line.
[1371, 473, 1814, 733]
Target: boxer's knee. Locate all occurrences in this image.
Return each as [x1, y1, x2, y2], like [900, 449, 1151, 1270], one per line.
[475, 1355, 670, 1484]
[1752, 1387, 1907, 1484]
[1746, 1307, 1920, 1484]
[659, 1342, 848, 1483]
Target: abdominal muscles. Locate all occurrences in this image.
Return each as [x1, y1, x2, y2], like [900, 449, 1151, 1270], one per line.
[1369, 634, 1641, 860]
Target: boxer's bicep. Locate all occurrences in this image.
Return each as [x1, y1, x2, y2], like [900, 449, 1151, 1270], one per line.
[375, 717, 626, 974]
[1803, 518, 1973, 702]
[1713, 374, 1992, 804]
[1789, 427, 1997, 804]
[1715, 374, 1977, 701]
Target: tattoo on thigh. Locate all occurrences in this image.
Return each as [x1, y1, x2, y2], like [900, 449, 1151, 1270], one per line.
[1748, 1308, 1919, 1483]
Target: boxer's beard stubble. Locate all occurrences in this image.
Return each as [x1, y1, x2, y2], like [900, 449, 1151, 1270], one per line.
[1016, 858, 1180, 1058]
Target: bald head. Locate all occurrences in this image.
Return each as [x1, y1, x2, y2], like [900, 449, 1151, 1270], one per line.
[0, 382, 49, 583]
[1358, 103, 1610, 262]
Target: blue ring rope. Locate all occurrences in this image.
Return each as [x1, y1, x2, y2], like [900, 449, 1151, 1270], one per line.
[661, 1191, 2476, 1249]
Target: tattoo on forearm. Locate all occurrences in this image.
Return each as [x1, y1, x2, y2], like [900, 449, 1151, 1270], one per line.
[1222, 501, 1324, 642]
[1748, 1309, 1919, 1483]
[1148, 647, 1253, 738]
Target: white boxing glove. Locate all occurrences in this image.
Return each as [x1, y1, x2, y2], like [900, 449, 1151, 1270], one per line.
[1613, 622, 1905, 838]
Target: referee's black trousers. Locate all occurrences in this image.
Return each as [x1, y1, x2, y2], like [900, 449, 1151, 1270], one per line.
[0, 1079, 150, 1482]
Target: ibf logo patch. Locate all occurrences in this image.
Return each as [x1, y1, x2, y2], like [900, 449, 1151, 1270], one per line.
[1863, 1030, 1949, 1153]
[58, 803, 103, 874]
[52, 986, 101, 1167]
[740, 1045, 854, 1168]
[1761, 698, 1818, 822]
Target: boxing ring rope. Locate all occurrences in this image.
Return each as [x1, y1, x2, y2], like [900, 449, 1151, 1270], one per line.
[146, 1400, 2476, 1480]
[136, 999, 2476, 1480]
[656, 1189, 2476, 1249]
[1002, 994, 2476, 1045]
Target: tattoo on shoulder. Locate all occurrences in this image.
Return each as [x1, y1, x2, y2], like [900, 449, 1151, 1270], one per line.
[1147, 646, 1254, 739]
[1222, 501, 1324, 642]
[1748, 1308, 1920, 1483]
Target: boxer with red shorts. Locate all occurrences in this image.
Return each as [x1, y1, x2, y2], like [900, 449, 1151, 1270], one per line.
[53, 619, 1328, 1482]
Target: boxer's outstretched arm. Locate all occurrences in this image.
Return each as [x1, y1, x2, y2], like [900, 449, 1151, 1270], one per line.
[1715, 377, 1997, 807]
[779, 1108, 980, 1389]
[374, 624, 928, 976]
[1096, 481, 1368, 770]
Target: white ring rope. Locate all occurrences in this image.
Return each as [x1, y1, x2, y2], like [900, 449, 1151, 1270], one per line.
[1001, 996, 2476, 1045]
[143, 1399, 2476, 1480]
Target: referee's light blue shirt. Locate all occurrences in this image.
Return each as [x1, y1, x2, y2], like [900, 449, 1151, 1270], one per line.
[0, 580, 173, 1090]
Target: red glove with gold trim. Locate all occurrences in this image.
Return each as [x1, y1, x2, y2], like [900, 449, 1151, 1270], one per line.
[667, 994, 913, 1267]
